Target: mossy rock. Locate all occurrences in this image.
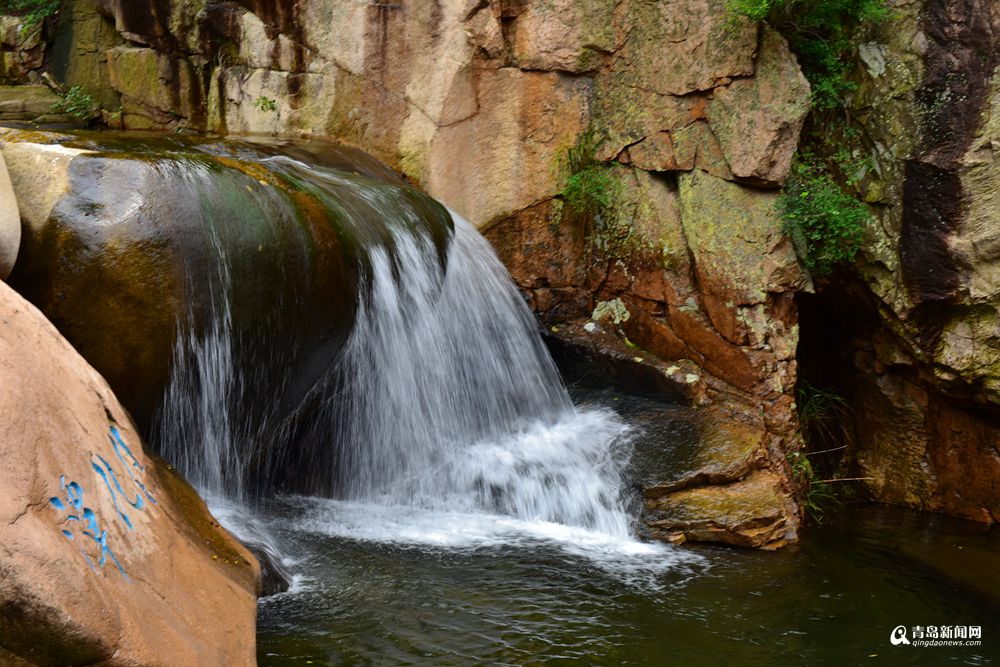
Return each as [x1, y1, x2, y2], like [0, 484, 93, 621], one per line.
[5, 133, 453, 491]
[645, 470, 797, 549]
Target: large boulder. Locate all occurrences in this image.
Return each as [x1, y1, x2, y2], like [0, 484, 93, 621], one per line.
[0, 279, 260, 665]
[1, 129, 453, 493]
[0, 148, 18, 279]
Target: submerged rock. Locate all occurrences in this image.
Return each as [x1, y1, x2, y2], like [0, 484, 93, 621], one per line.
[0, 279, 259, 664]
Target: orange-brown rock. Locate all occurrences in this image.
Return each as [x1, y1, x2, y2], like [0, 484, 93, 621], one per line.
[0, 273, 259, 664]
[645, 470, 798, 550]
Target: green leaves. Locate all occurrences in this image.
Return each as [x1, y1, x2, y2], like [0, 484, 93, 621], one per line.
[559, 130, 618, 216]
[780, 155, 869, 276]
[726, 0, 892, 111]
[253, 96, 278, 113]
[0, 0, 61, 27]
[53, 86, 98, 121]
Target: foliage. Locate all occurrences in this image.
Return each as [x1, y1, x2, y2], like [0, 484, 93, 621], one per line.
[726, 0, 891, 110]
[780, 153, 869, 276]
[0, 0, 61, 28]
[253, 96, 278, 113]
[560, 130, 618, 217]
[787, 450, 839, 521]
[789, 382, 855, 522]
[796, 380, 852, 448]
[53, 86, 98, 121]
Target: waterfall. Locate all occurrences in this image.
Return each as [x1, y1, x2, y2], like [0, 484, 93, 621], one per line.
[323, 213, 633, 535]
[152, 153, 636, 545]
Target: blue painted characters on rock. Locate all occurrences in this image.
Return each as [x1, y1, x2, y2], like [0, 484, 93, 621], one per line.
[48, 424, 157, 579]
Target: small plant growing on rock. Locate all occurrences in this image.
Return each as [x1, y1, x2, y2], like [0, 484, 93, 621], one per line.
[53, 86, 99, 122]
[254, 96, 278, 113]
[781, 154, 869, 276]
[560, 130, 618, 216]
[790, 382, 861, 522]
[0, 0, 60, 28]
[726, 0, 892, 110]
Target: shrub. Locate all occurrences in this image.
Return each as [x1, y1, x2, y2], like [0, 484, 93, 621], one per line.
[53, 86, 98, 121]
[253, 96, 278, 113]
[780, 155, 868, 276]
[0, 0, 61, 28]
[726, 0, 892, 110]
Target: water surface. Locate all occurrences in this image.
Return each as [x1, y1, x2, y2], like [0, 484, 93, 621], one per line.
[251, 389, 1000, 666]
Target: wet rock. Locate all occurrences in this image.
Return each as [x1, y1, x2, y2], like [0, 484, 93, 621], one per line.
[0, 279, 260, 664]
[1, 129, 451, 472]
[644, 470, 798, 550]
[245, 543, 292, 597]
[639, 405, 798, 550]
[642, 407, 769, 497]
[0, 129, 87, 230]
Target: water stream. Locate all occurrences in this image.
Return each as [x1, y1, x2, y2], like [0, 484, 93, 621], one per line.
[150, 152, 676, 591]
[133, 143, 998, 666]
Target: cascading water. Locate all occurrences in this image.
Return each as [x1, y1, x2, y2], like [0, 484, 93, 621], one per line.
[140, 145, 672, 579]
[321, 212, 634, 537]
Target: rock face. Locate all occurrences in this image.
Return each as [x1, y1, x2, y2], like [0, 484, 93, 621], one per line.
[2, 0, 817, 547]
[0, 278, 260, 665]
[794, 0, 1000, 524]
[0, 84, 63, 123]
[0, 14, 47, 84]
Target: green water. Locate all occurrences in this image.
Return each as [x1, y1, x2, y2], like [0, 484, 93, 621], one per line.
[255, 501, 998, 666]
[253, 388, 999, 666]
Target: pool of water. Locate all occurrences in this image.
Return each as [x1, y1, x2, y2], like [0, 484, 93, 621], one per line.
[250, 386, 1000, 666]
